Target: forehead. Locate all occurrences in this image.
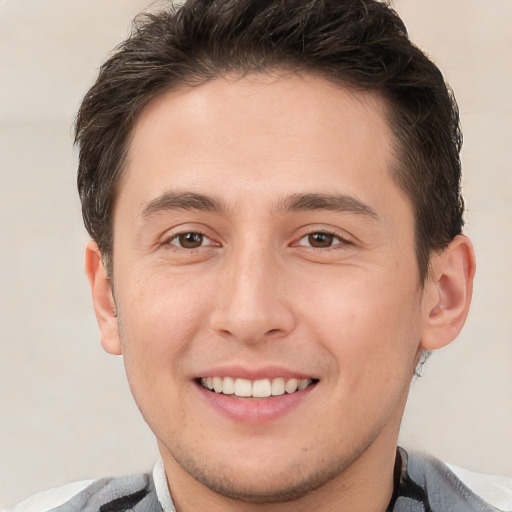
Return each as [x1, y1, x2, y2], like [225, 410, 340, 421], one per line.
[120, 73, 409, 221]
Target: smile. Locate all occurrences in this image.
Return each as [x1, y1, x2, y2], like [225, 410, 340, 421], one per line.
[199, 376, 315, 398]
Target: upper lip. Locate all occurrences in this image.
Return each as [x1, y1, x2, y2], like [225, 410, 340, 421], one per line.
[195, 365, 317, 381]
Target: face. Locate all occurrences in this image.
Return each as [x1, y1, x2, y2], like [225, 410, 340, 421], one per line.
[103, 74, 430, 501]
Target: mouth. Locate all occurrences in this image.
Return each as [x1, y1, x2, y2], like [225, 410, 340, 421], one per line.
[198, 376, 318, 398]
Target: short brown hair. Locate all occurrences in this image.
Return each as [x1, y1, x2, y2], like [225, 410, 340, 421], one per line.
[76, 0, 464, 280]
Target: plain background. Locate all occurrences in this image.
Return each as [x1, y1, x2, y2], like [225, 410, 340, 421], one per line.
[0, 0, 511, 507]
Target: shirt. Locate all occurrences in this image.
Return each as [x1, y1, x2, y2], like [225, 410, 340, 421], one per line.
[5, 448, 512, 512]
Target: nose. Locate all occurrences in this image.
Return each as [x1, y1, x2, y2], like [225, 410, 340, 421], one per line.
[209, 245, 296, 344]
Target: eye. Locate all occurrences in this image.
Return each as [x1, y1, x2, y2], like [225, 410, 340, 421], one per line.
[298, 232, 345, 248]
[168, 232, 211, 249]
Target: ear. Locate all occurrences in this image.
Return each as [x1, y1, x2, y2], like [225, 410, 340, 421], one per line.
[84, 241, 122, 355]
[421, 235, 476, 351]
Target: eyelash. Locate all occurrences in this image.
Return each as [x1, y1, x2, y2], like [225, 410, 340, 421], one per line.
[164, 230, 217, 250]
[162, 229, 350, 252]
[295, 230, 350, 250]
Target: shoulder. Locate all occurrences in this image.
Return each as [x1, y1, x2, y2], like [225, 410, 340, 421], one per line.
[445, 461, 512, 512]
[3, 472, 160, 512]
[400, 448, 512, 512]
[3, 480, 95, 512]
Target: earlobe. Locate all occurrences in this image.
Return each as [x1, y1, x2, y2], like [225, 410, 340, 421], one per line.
[421, 235, 476, 351]
[84, 241, 122, 355]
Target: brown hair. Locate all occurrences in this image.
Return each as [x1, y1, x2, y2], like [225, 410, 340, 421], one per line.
[76, 0, 464, 281]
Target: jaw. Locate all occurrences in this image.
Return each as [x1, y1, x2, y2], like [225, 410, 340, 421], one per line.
[151, 377, 411, 509]
[155, 400, 406, 511]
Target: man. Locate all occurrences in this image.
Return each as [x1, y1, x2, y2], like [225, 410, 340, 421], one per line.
[7, 0, 512, 511]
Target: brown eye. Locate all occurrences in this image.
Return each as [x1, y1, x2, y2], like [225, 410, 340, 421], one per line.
[176, 232, 204, 248]
[307, 232, 335, 248]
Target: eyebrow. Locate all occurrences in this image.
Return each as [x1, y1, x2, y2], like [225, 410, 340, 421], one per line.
[141, 190, 378, 220]
[275, 193, 378, 219]
[142, 191, 227, 219]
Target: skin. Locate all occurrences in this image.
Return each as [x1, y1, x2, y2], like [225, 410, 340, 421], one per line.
[86, 74, 475, 511]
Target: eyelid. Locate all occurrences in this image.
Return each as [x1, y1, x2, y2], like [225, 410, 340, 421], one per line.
[298, 233, 346, 248]
[160, 225, 222, 249]
[169, 232, 210, 247]
[291, 226, 353, 248]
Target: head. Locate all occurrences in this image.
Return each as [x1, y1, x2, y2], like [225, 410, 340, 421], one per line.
[77, 0, 463, 282]
[80, 0, 475, 508]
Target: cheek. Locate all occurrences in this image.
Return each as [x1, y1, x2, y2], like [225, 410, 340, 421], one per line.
[301, 269, 423, 378]
[115, 269, 213, 377]
[114, 278, 206, 430]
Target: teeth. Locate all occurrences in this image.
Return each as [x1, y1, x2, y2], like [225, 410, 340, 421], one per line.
[234, 378, 252, 397]
[252, 379, 272, 398]
[284, 378, 298, 394]
[213, 377, 223, 393]
[298, 378, 309, 390]
[271, 377, 285, 396]
[222, 377, 235, 395]
[200, 376, 313, 397]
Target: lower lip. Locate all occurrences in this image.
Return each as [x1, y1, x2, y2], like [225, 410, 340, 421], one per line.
[196, 382, 317, 424]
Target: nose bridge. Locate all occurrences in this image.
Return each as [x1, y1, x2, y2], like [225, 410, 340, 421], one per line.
[210, 235, 295, 342]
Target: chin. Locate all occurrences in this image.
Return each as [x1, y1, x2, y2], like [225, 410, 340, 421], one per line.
[162, 436, 363, 505]
[186, 463, 339, 504]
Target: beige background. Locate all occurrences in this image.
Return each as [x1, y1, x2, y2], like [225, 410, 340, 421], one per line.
[0, 0, 511, 507]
